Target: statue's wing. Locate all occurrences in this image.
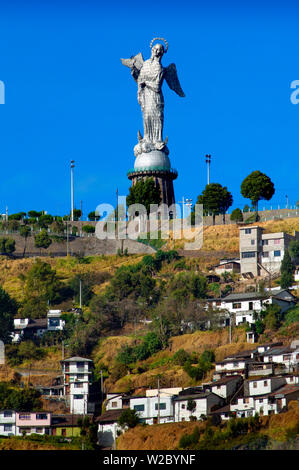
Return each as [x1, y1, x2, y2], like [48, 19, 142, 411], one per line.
[121, 53, 144, 82]
[164, 63, 185, 97]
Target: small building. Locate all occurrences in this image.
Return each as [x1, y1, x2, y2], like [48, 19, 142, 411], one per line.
[0, 410, 16, 436]
[213, 260, 240, 276]
[130, 395, 174, 425]
[244, 377, 287, 397]
[173, 391, 225, 422]
[61, 357, 94, 415]
[209, 375, 243, 400]
[239, 226, 299, 277]
[47, 310, 65, 331]
[12, 318, 47, 342]
[16, 412, 51, 436]
[96, 410, 124, 448]
[51, 414, 92, 438]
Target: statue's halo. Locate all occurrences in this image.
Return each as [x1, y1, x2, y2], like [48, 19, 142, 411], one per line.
[150, 37, 168, 53]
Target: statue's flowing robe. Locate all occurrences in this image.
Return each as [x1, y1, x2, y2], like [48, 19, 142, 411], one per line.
[137, 59, 165, 144]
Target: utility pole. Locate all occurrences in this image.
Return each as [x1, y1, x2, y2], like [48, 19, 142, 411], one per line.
[205, 154, 211, 185]
[66, 223, 69, 256]
[62, 341, 64, 360]
[71, 160, 75, 222]
[157, 376, 160, 424]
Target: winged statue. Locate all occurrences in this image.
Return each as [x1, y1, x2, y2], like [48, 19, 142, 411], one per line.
[121, 38, 185, 155]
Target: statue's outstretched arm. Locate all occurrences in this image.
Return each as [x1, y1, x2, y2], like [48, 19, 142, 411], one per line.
[121, 53, 144, 82]
[164, 63, 185, 97]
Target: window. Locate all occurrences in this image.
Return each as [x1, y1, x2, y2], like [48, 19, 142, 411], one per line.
[233, 362, 239, 367]
[20, 318, 26, 323]
[155, 403, 167, 411]
[74, 383, 83, 388]
[181, 404, 186, 409]
[274, 250, 281, 257]
[4, 411, 12, 418]
[251, 239, 255, 245]
[262, 252, 269, 257]
[262, 240, 268, 246]
[244, 398, 250, 404]
[36, 414, 48, 420]
[77, 362, 85, 368]
[4, 424, 12, 432]
[249, 302, 253, 310]
[61, 429, 66, 436]
[245, 229, 251, 234]
[111, 401, 118, 408]
[274, 239, 280, 245]
[35, 428, 43, 433]
[232, 303, 241, 309]
[74, 394, 84, 399]
[76, 374, 84, 380]
[134, 404, 145, 412]
[241, 251, 256, 258]
[49, 318, 59, 327]
[19, 414, 31, 420]
[253, 382, 257, 388]
[263, 381, 268, 387]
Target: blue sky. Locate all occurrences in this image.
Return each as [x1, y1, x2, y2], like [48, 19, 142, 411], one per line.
[0, 0, 298, 218]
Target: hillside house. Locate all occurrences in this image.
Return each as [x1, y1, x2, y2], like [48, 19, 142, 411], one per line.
[0, 410, 16, 436]
[239, 226, 299, 277]
[12, 310, 65, 343]
[173, 390, 225, 422]
[61, 357, 94, 414]
[51, 414, 92, 437]
[16, 412, 51, 436]
[96, 410, 123, 448]
[129, 395, 174, 425]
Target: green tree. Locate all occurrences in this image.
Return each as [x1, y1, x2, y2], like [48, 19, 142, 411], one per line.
[280, 250, 294, 289]
[88, 211, 100, 221]
[19, 225, 31, 256]
[243, 204, 250, 213]
[37, 214, 54, 229]
[126, 177, 162, 215]
[0, 237, 16, 255]
[34, 229, 52, 253]
[82, 225, 95, 234]
[0, 286, 18, 343]
[241, 171, 275, 217]
[118, 408, 140, 429]
[187, 399, 197, 419]
[73, 209, 82, 221]
[288, 240, 299, 260]
[193, 183, 233, 225]
[230, 208, 243, 223]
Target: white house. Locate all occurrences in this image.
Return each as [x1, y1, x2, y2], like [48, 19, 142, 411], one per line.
[61, 357, 93, 414]
[244, 377, 287, 397]
[260, 346, 299, 368]
[209, 375, 243, 400]
[206, 290, 296, 327]
[96, 409, 123, 448]
[0, 410, 16, 436]
[230, 396, 256, 418]
[47, 310, 65, 331]
[130, 395, 174, 425]
[173, 391, 225, 422]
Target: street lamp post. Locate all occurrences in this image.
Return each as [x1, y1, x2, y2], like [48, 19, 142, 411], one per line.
[205, 154, 211, 185]
[71, 160, 75, 222]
